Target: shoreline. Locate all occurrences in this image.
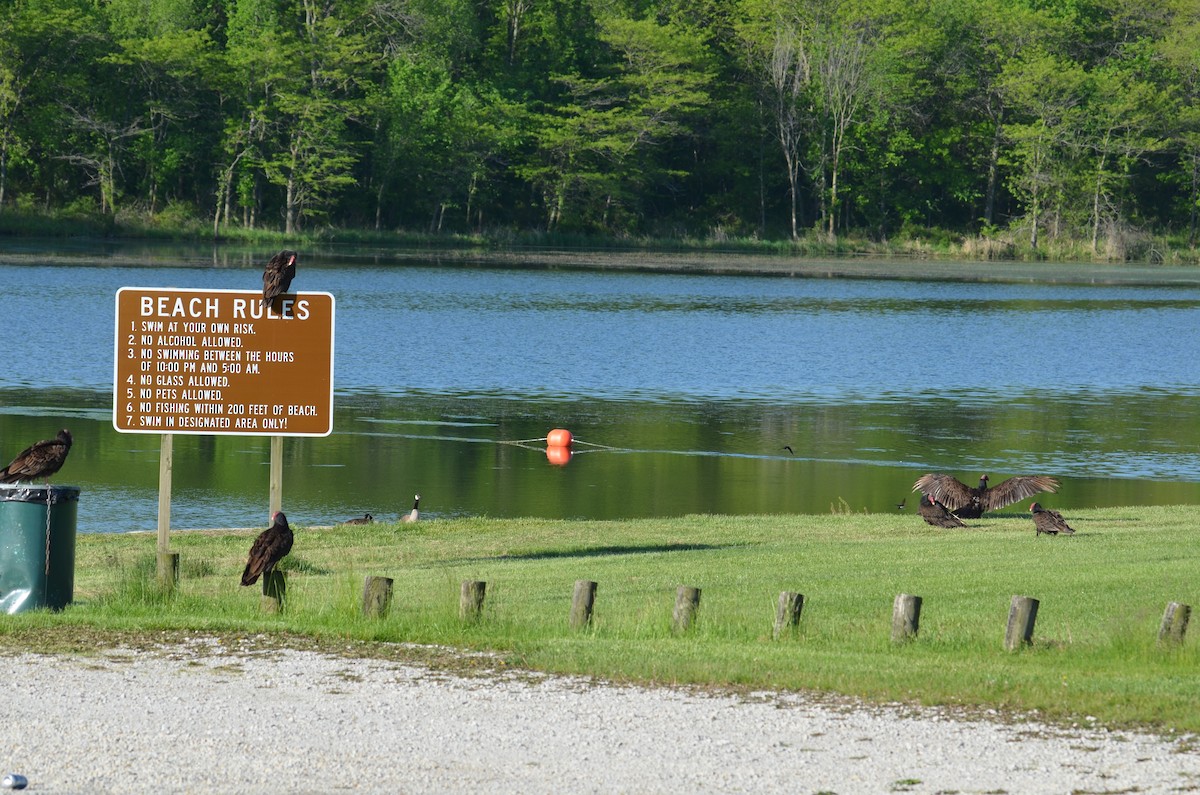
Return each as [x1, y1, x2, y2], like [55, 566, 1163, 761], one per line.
[367, 246, 1200, 285]
[4, 235, 1200, 285]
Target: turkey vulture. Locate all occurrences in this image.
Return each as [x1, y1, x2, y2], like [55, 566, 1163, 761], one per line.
[261, 250, 298, 309]
[918, 494, 966, 528]
[401, 494, 420, 523]
[912, 473, 1059, 519]
[0, 428, 72, 483]
[339, 513, 373, 525]
[1030, 502, 1075, 536]
[241, 511, 294, 586]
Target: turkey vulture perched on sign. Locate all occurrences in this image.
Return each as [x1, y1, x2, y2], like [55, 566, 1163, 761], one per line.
[1030, 502, 1075, 535]
[912, 473, 1059, 519]
[918, 494, 966, 528]
[0, 428, 72, 483]
[241, 511, 294, 586]
[261, 250, 298, 309]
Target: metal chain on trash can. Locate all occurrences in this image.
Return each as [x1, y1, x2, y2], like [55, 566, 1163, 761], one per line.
[44, 487, 53, 576]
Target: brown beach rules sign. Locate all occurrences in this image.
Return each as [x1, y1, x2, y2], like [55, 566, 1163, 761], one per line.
[113, 287, 335, 436]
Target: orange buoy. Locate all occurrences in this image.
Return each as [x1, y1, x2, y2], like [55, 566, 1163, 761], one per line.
[546, 428, 574, 448]
[545, 445, 573, 466]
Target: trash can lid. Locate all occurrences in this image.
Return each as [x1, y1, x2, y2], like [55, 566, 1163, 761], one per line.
[0, 484, 80, 504]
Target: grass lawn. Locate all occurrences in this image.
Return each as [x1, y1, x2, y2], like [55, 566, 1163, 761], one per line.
[3, 505, 1198, 732]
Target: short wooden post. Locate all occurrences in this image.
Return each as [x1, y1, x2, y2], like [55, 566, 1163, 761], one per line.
[892, 593, 922, 643]
[269, 435, 283, 520]
[362, 576, 394, 619]
[460, 580, 486, 621]
[570, 580, 597, 629]
[672, 585, 701, 633]
[773, 591, 804, 639]
[261, 570, 286, 613]
[1005, 595, 1039, 651]
[156, 551, 179, 592]
[1159, 602, 1191, 644]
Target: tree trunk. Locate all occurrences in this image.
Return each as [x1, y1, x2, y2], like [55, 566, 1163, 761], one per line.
[0, 141, 7, 209]
[285, 175, 297, 235]
[1190, 153, 1198, 249]
[466, 173, 477, 230]
[758, 113, 767, 236]
[1091, 143, 1109, 255]
[250, 178, 259, 229]
[785, 153, 799, 240]
[212, 185, 222, 238]
[101, 147, 115, 215]
[984, 107, 1004, 227]
[1030, 184, 1039, 249]
[828, 143, 841, 241]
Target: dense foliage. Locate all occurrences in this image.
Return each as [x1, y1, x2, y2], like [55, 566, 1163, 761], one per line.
[1, 0, 1198, 252]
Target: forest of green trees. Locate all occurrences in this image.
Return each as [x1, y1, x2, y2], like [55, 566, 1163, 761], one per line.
[1, 0, 1198, 254]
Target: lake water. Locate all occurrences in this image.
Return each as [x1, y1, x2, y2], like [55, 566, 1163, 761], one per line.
[2, 241, 1199, 532]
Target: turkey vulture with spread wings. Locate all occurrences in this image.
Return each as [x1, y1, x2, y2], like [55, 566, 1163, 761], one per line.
[917, 494, 966, 528]
[1030, 502, 1075, 535]
[241, 511, 293, 586]
[0, 428, 72, 483]
[912, 473, 1059, 519]
[261, 250, 298, 309]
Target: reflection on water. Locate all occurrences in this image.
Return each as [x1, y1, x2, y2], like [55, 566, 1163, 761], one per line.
[0, 242, 1199, 531]
[3, 387, 1198, 534]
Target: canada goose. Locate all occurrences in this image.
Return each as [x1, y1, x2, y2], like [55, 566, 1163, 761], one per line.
[401, 494, 420, 523]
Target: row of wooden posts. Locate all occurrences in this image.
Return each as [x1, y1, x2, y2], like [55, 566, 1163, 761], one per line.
[895, 594, 1191, 648]
[261, 574, 1194, 650]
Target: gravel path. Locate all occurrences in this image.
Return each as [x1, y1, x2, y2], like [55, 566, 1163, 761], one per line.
[2, 639, 1198, 794]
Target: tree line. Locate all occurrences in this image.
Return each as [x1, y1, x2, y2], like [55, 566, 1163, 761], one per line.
[1, 0, 1198, 252]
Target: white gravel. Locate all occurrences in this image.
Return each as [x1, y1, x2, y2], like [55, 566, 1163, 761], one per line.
[2, 639, 1198, 794]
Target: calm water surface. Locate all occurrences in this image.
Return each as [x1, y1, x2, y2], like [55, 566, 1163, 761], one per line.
[2, 242, 1199, 532]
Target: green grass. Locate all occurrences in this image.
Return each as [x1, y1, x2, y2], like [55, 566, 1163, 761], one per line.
[3, 506, 1200, 731]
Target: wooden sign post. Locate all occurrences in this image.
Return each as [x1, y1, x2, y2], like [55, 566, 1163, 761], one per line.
[112, 288, 335, 583]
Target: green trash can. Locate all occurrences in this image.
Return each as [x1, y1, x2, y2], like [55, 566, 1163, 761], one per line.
[0, 484, 80, 614]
